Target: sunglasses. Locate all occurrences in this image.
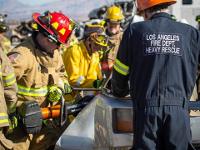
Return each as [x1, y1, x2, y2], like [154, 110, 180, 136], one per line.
[41, 30, 60, 46]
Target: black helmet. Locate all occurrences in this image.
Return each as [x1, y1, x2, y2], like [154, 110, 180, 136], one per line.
[0, 23, 8, 33]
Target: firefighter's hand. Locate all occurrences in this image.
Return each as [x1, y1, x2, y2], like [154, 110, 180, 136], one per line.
[8, 113, 18, 134]
[48, 86, 63, 102]
[93, 79, 103, 88]
[64, 83, 72, 94]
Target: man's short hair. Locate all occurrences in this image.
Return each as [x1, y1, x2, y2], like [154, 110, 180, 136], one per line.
[147, 3, 169, 13]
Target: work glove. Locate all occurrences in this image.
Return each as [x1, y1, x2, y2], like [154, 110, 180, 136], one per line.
[48, 85, 63, 102]
[7, 112, 18, 134]
[93, 79, 103, 88]
[64, 82, 72, 94]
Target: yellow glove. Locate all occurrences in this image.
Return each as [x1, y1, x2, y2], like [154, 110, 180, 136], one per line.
[48, 86, 63, 102]
[64, 83, 72, 94]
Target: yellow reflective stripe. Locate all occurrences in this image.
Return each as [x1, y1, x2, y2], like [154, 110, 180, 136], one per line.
[18, 84, 48, 97]
[0, 65, 2, 77]
[114, 59, 129, 76]
[3, 73, 16, 86]
[0, 113, 9, 125]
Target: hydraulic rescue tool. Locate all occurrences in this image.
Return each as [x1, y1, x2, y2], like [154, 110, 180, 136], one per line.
[17, 94, 94, 134]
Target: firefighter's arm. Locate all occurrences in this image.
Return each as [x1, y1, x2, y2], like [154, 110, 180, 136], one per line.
[1, 51, 17, 114]
[63, 45, 82, 87]
[81, 52, 102, 88]
[7, 47, 30, 81]
[57, 52, 72, 94]
[111, 28, 130, 97]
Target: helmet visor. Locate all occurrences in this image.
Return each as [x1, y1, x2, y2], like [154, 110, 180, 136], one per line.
[90, 34, 114, 53]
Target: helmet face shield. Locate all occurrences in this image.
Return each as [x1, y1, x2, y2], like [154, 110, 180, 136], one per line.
[91, 34, 109, 47]
[89, 33, 113, 53]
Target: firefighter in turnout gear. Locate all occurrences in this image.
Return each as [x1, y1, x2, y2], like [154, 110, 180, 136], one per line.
[112, 0, 197, 149]
[7, 11, 73, 150]
[0, 46, 17, 149]
[102, 5, 124, 77]
[62, 24, 112, 89]
[0, 15, 12, 54]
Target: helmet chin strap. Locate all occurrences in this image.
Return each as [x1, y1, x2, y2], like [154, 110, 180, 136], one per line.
[85, 37, 93, 56]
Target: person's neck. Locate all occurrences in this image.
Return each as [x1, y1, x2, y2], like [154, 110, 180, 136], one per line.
[145, 9, 169, 20]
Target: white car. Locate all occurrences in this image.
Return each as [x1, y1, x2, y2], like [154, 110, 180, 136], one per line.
[55, 90, 200, 150]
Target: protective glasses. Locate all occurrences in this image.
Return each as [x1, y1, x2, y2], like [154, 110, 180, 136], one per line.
[41, 30, 60, 46]
[91, 34, 109, 47]
[90, 33, 114, 54]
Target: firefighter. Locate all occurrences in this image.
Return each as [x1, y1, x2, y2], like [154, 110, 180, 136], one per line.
[0, 46, 17, 149]
[101, 5, 124, 77]
[0, 15, 12, 54]
[112, 0, 198, 149]
[7, 11, 73, 150]
[62, 24, 112, 89]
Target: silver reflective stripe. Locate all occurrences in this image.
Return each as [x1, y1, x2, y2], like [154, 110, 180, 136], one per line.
[76, 76, 85, 86]
[0, 113, 9, 125]
[3, 73, 16, 86]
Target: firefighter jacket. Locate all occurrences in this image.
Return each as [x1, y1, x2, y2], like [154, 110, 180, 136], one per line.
[101, 30, 123, 77]
[62, 41, 102, 88]
[0, 49, 17, 127]
[112, 12, 200, 107]
[106, 30, 123, 69]
[7, 37, 68, 107]
[0, 34, 12, 54]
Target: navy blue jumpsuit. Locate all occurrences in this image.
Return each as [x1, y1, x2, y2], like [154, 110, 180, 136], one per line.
[111, 12, 199, 150]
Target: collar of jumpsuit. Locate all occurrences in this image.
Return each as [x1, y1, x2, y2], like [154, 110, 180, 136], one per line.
[149, 12, 172, 20]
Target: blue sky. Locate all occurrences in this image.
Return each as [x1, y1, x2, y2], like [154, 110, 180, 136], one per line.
[17, 0, 59, 6]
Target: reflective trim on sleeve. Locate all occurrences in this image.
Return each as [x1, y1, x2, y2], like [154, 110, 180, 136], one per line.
[0, 65, 2, 76]
[18, 84, 48, 97]
[3, 73, 16, 86]
[114, 59, 129, 76]
[76, 76, 85, 86]
[0, 113, 9, 125]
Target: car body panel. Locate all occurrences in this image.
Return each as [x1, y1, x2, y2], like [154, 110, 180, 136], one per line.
[55, 93, 200, 150]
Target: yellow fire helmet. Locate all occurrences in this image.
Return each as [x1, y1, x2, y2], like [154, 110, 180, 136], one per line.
[105, 5, 124, 23]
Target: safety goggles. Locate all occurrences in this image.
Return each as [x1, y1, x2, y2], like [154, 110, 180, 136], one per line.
[90, 34, 109, 47]
[41, 29, 60, 46]
[89, 34, 114, 54]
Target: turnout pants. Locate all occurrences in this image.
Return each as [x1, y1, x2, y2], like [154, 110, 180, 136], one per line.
[6, 120, 68, 150]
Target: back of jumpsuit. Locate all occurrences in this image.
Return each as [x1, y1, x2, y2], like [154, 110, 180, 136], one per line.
[112, 12, 199, 150]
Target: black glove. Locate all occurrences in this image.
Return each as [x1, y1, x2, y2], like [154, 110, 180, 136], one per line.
[93, 79, 103, 88]
[7, 112, 18, 134]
